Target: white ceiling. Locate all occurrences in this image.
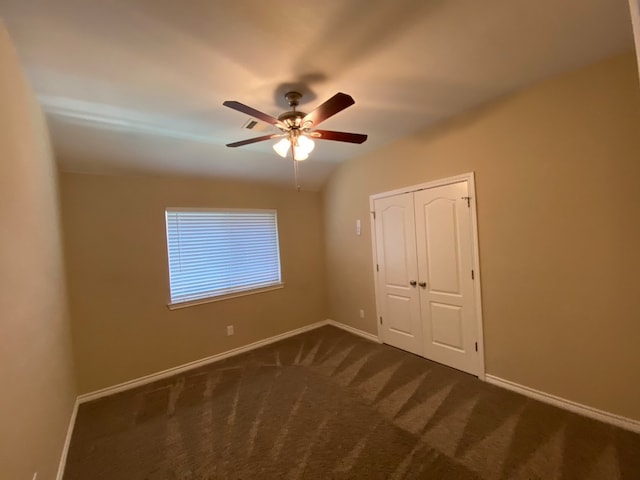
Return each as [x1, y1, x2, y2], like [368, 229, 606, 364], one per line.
[1, 0, 635, 190]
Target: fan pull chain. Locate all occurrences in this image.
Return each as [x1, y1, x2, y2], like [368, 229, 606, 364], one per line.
[291, 140, 301, 192]
[293, 158, 301, 192]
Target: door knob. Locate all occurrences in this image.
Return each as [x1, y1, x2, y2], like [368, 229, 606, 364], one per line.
[419, 281, 427, 288]
[409, 280, 417, 287]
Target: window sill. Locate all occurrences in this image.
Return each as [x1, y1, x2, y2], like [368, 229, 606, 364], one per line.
[167, 283, 284, 310]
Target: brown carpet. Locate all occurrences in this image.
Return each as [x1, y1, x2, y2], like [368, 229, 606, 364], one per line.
[63, 325, 640, 479]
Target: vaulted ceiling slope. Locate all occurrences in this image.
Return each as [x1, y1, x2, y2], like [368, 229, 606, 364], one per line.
[1, 0, 635, 190]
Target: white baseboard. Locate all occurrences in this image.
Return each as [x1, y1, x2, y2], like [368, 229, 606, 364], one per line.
[326, 319, 381, 343]
[56, 397, 79, 480]
[78, 320, 334, 404]
[78, 319, 380, 404]
[485, 374, 640, 434]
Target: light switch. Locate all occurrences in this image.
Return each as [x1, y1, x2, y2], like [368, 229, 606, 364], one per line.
[356, 219, 361, 236]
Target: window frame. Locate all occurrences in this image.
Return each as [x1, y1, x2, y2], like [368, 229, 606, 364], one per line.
[164, 207, 284, 310]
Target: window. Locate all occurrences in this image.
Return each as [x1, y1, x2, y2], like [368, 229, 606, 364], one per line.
[165, 208, 282, 307]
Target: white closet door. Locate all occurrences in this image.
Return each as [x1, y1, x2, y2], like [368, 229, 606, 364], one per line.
[414, 181, 478, 375]
[374, 193, 423, 355]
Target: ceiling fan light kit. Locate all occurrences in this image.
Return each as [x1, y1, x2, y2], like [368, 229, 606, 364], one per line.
[223, 90, 367, 189]
[273, 134, 314, 161]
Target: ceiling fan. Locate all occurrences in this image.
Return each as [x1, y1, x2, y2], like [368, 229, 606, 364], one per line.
[223, 91, 367, 189]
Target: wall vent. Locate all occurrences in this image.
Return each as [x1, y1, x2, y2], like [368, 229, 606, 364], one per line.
[242, 119, 270, 132]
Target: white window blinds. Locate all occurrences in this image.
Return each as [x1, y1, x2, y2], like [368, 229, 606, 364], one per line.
[165, 208, 282, 305]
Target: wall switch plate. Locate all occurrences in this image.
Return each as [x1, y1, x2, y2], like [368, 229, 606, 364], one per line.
[356, 219, 361, 236]
[359, 309, 365, 318]
[226, 325, 234, 336]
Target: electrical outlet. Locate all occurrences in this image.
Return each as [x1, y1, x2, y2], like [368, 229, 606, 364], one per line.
[359, 309, 365, 319]
[226, 325, 234, 336]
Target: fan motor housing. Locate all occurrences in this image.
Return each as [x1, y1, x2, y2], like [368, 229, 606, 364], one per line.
[223, 90, 365, 148]
[277, 110, 306, 128]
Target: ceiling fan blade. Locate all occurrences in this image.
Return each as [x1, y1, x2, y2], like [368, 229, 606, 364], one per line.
[223, 101, 281, 126]
[226, 134, 279, 148]
[313, 130, 368, 144]
[303, 93, 355, 127]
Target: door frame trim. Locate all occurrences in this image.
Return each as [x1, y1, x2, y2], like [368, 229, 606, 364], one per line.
[369, 172, 486, 380]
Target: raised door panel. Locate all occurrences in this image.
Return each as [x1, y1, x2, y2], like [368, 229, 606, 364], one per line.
[381, 206, 412, 287]
[424, 199, 462, 295]
[386, 294, 416, 336]
[429, 302, 464, 350]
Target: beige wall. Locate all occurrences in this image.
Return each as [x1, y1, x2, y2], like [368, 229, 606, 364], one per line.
[60, 172, 326, 394]
[0, 23, 77, 479]
[323, 53, 640, 421]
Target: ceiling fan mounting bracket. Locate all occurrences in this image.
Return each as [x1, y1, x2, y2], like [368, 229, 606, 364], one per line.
[284, 91, 302, 108]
